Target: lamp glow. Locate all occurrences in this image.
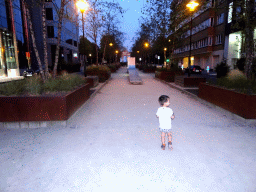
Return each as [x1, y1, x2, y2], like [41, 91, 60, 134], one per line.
[76, 0, 89, 13]
[186, 1, 199, 11]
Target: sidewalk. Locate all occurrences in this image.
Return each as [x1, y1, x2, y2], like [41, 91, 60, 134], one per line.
[0, 67, 256, 191]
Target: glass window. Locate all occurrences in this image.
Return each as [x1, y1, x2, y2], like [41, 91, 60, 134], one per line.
[46, 8, 53, 20]
[228, 2, 233, 23]
[215, 34, 222, 44]
[47, 26, 54, 38]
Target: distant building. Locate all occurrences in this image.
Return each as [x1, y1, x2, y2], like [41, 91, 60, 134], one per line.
[30, 0, 80, 69]
[170, 0, 227, 70]
[0, 0, 80, 81]
[121, 50, 130, 62]
[0, 0, 27, 79]
[224, 0, 256, 68]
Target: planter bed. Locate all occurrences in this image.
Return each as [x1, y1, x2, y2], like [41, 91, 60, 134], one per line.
[183, 77, 206, 87]
[155, 71, 182, 82]
[85, 76, 99, 88]
[0, 83, 90, 122]
[198, 83, 256, 119]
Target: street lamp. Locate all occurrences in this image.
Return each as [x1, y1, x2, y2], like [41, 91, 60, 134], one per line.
[115, 50, 118, 62]
[144, 42, 149, 64]
[76, 0, 89, 71]
[164, 47, 167, 67]
[89, 53, 92, 64]
[109, 43, 113, 47]
[186, 1, 199, 77]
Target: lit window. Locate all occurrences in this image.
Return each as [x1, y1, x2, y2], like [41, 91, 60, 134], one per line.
[228, 2, 233, 23]
[215, 34, 222, 44]
[208, 36, 212, 46]
[217, 13, 224, 25]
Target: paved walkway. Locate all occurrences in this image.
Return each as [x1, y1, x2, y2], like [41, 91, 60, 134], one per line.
[0, 67, 256, 191]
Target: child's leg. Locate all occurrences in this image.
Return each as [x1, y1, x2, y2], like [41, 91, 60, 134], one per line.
[167, 132, 172, 143]
[167, 132, 173, 150]
[161, 132, 166, 145]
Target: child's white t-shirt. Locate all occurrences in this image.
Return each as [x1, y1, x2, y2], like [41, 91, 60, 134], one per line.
[156, 107, 174, 129]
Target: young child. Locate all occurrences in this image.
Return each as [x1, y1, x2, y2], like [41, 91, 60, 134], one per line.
[156, 95, 175, 150]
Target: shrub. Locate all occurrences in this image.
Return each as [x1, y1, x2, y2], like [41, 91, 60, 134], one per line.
[235, 58, 245, 71]
[0, 80, 25, 96]
[98, 65, 111, 82]
[86, 65, 99, 76]
[86, 65, 111, 82]
[227, 69, 246, 81]
[0, 73, 86, 96]
[216, 76, 256, 94]
[107, 64, 117, 72]
[25, 76, 43, 95]
[156, 66, 183, 74]
[215, 60, 230, 78]
[44, 72, 86, 92]
[142, 65, 156, 73]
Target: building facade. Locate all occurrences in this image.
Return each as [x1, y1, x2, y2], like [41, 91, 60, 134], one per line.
[0, 0, 80, 80]
[224, 0, 256, 68]
[0, 0, 27, 79]
[171, 0, 228, 70]
[44, 0, 79, 68]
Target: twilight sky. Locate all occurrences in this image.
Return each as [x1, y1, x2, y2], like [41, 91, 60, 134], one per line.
[117, 0, 145, 51]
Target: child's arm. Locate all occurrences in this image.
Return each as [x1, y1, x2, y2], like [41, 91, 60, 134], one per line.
[171, 113, 175, 120]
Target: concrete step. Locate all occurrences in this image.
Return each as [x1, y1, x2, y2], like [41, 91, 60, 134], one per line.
[128, 69, 142, 85]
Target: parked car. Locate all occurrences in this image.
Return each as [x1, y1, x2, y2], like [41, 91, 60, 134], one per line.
[23, 69, 34, 77]
[185, 65, 203, 74]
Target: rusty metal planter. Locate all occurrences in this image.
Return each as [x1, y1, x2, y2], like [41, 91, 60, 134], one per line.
[0, 83, 90, 122]
[184, 77, 206, 87]
[198, 83, 256, 119]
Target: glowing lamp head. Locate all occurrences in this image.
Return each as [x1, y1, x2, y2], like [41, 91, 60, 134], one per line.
[164, 48, 167, 51]
[76, 0, 89, 13]
[145, 43, 149, 47]
[109, 43, 113, 46]
[186, 1, 199, 11]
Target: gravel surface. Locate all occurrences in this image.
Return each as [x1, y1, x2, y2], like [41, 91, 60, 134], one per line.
[0, 67, 256, 192]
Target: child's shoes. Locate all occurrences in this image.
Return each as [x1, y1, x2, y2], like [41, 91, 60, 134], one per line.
[161, 144, 166, 150]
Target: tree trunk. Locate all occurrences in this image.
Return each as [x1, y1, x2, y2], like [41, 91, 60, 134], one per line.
[95, 43, 99, 65]
[245, 0, 255, 80]
[102, 36, 109, 63]
[42, 0, 50, 78]
[53, 0, 66, 78]
[25, 3, 45, 82]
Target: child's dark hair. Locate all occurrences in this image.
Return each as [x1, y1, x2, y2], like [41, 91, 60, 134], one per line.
[158, 95, 170, 106]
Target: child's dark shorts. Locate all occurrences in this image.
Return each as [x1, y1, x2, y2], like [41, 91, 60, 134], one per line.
[159, 128, 172, 133]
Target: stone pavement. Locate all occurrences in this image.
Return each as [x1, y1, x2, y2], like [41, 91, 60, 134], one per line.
[0, 67, 256, 192]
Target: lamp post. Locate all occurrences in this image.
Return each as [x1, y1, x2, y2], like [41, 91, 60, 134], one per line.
[144, 42, 149, 65]
[186, 1, 199, 77]
[89, 53, 92, 64]
[164, 47, 167, 68]
[76, 0, 89, 71]
[115, 50, 118, 62]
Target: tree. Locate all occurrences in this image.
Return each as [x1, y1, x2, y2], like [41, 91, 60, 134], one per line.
[79, 36, 93, 57]
[84, 0, 103, 65]
[41, 0, 50, 79]
[100, 1, 125, 62]
[24, 0, 46, 82]
[244, 0, 256, 81]
[52, 0, 70, 78]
